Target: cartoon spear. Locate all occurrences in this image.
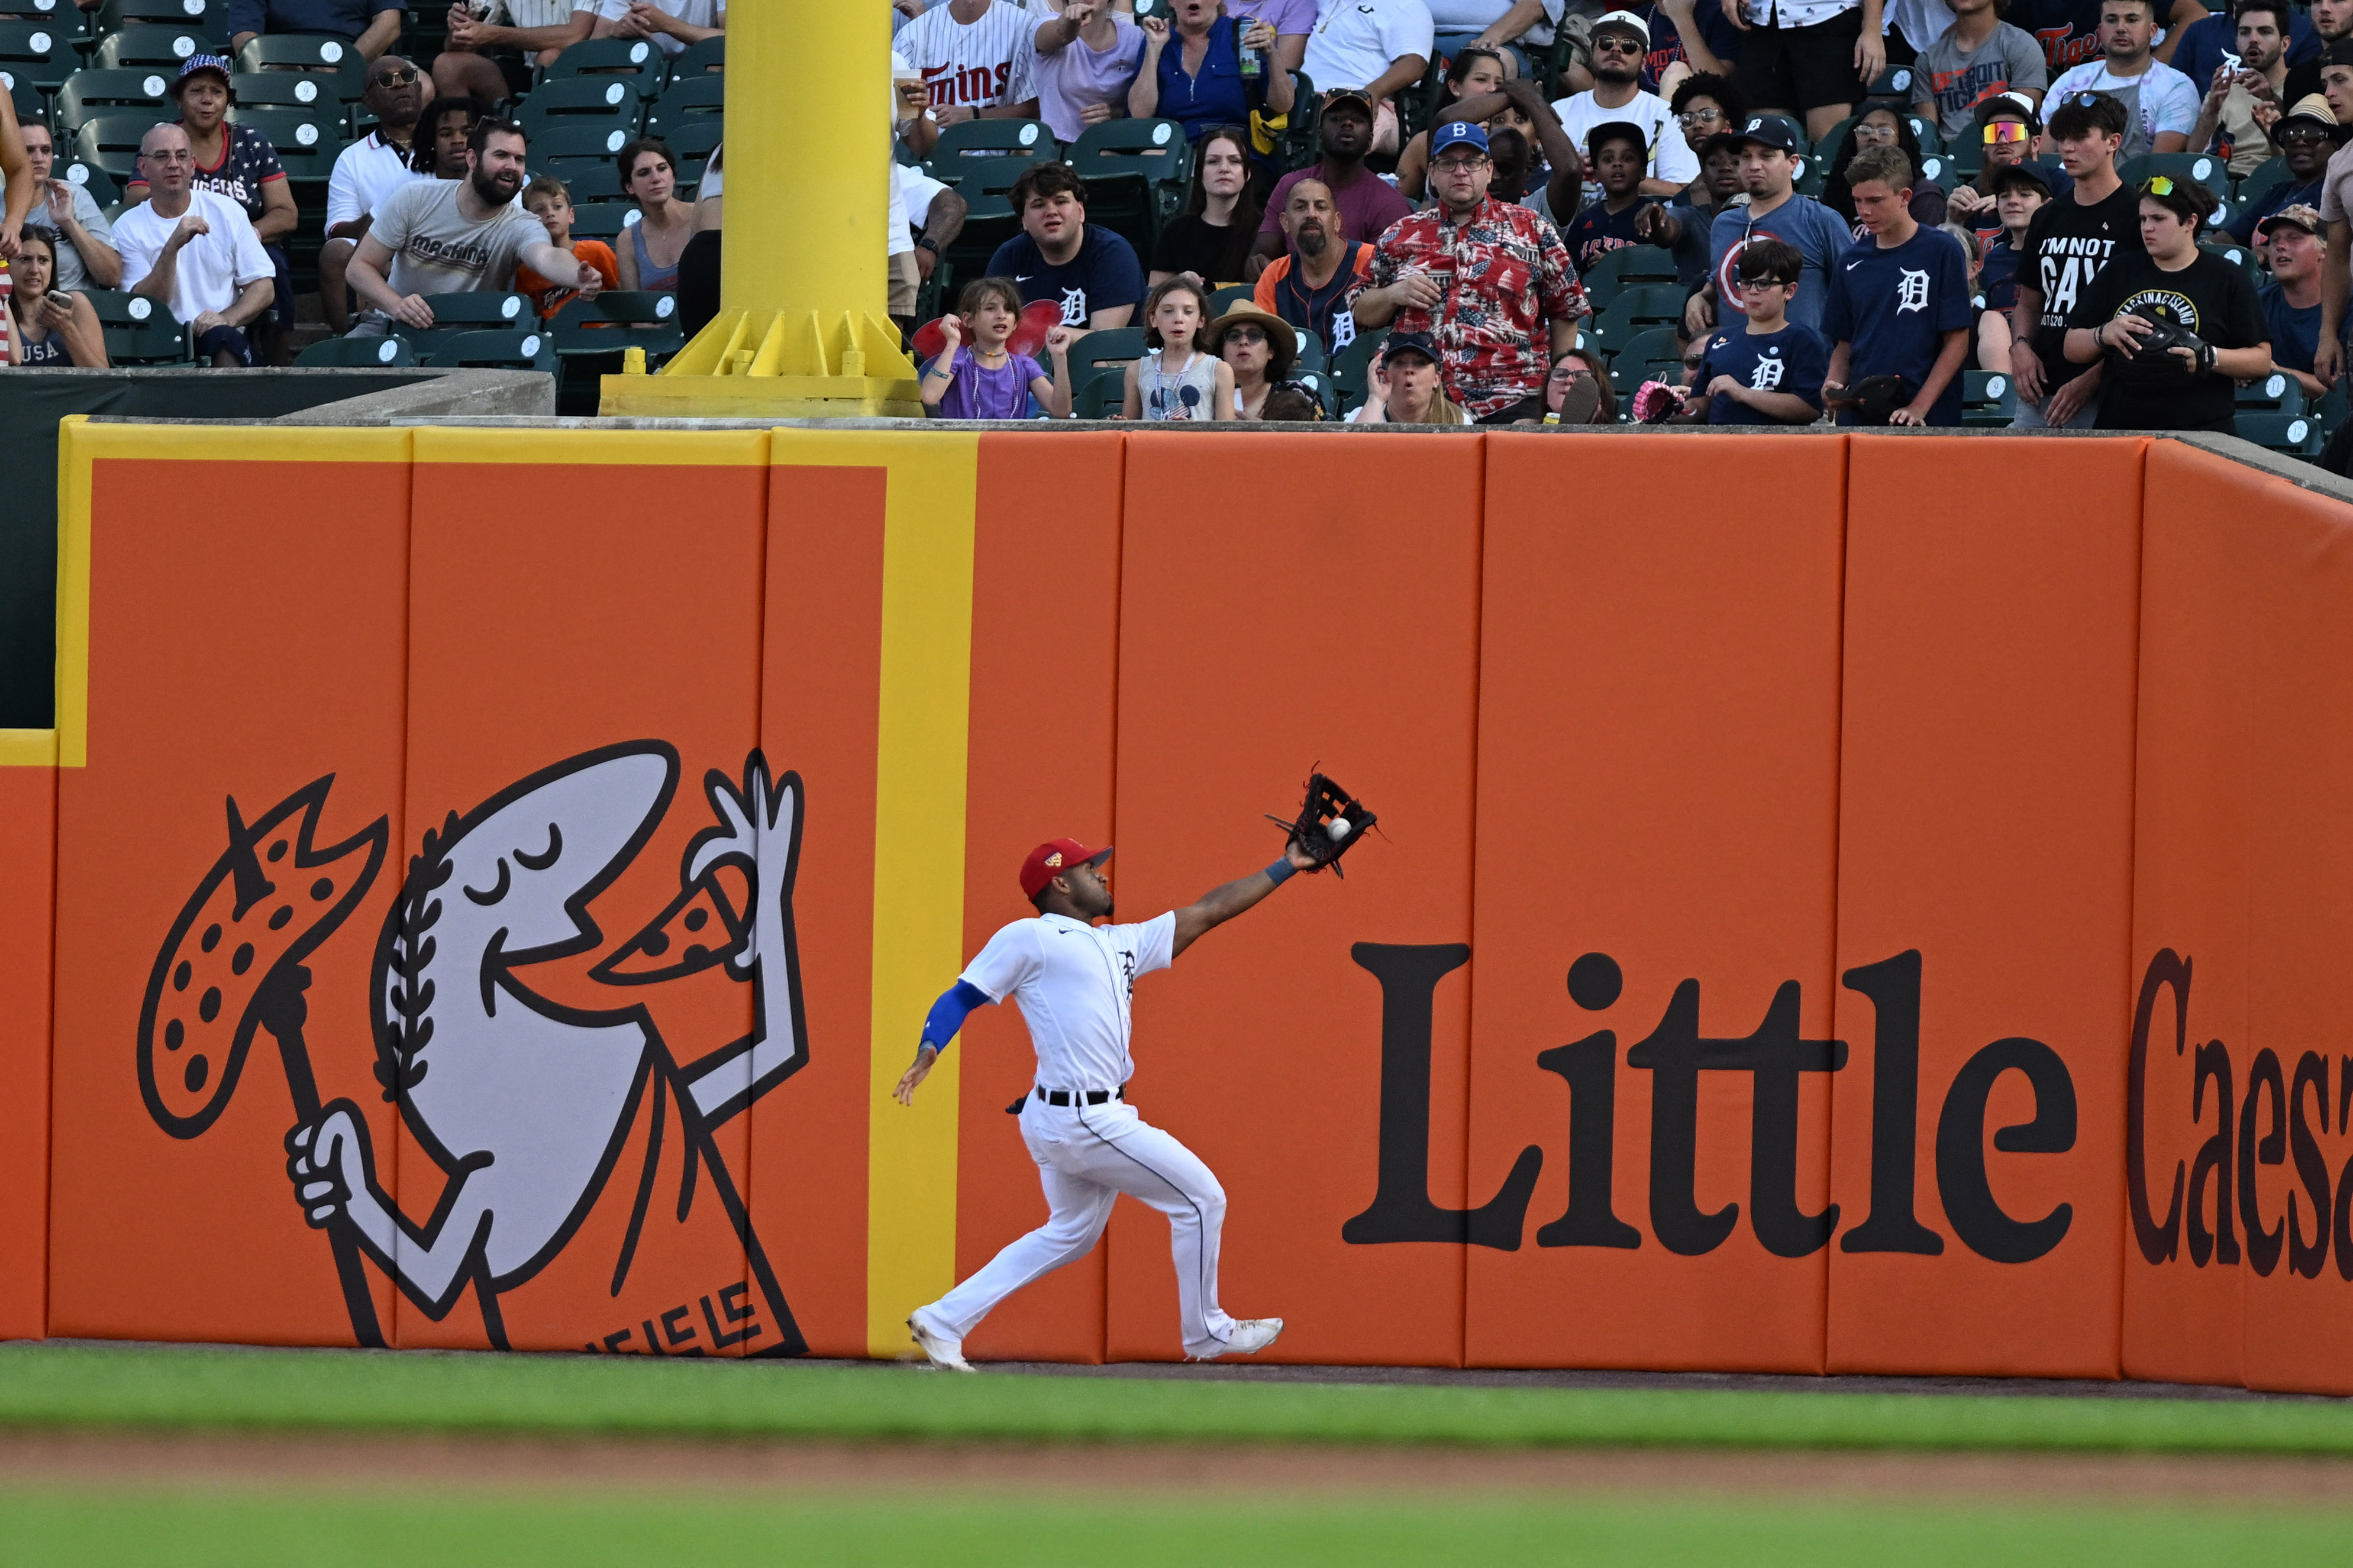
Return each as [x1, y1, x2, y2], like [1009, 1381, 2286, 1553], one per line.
[138, 777, 389, 1345]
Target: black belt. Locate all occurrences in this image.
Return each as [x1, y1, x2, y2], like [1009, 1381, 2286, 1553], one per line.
[1038, 1087, 1123, 1107]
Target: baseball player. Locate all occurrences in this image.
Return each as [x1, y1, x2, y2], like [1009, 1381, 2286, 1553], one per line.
[892, 833, 1325, 1370]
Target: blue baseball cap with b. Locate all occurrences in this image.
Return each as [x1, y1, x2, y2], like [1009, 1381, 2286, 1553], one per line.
[1430, 120, 1491, 159]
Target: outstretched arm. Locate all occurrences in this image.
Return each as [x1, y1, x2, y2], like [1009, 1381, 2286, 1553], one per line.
[1171, 840, 1319, 959]
[895, 979, 992, 1104]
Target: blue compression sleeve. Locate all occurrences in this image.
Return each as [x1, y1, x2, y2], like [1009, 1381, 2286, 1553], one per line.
[918, 979, 991, 1059]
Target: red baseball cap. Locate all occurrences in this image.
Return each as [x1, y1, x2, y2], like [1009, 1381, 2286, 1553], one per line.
[1020, 838, 1111, 900]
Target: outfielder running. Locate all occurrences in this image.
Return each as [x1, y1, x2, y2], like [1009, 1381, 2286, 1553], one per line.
[892, 833, 1326, 1370]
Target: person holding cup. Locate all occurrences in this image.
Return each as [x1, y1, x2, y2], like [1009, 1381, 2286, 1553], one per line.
[1132, 0, 1295, 148]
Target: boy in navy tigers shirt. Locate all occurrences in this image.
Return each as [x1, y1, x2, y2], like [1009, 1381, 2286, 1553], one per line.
[1694, 237, 1829, 424]
[1822, 146, 1974, 425]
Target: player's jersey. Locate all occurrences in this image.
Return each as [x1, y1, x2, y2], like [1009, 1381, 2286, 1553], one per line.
[958, 910, 1177, 1092]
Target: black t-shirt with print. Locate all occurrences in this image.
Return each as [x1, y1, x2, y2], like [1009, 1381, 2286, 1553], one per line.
[2020, 181, 2146, 391]
[2068, 250, 2267, 432]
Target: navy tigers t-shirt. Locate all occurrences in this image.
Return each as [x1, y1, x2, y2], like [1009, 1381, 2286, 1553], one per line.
[1696, 320, 1830, 424]
[1821, 225, 1975, 425]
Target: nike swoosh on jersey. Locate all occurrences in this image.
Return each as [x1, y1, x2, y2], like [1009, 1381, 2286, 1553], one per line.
[1846, 260, 1864, 269]
[1016, 274, 1034, 281]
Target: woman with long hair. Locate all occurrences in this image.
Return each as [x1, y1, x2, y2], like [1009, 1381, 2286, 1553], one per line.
[1530, 345, 1615, 423]
[616, 137, 695, 292]
[6, 227, 107, 366]
[1822, 106, 1948, 231]
[1149, 125, 1263, 284]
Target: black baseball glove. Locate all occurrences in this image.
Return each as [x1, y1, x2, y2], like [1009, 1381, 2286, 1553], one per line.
[1823, 374, 1913, 425]
[1266, 771, 1376, 876]
[2104, 308, 2216, 389]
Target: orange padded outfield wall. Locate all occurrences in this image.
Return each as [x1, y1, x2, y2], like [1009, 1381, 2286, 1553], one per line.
[12, 422, 2353, 1396]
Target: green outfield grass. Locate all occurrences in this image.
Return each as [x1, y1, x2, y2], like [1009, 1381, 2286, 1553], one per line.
[1, 1491, 2345, 1567]
[2, 1341, 2352, 1454]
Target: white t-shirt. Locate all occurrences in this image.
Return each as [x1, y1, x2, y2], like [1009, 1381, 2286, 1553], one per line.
[958, 910, 1177, 1094]
[1304, 0, 1437, 93]
[589, 0, 722, 56]
[325, 130, 431, 234]
[1736, 0, 1856, 25]
[900, 0, 1042, 112]
[492, 0, 596, 25]
[1550, 87, 1698, 188]
[113, 189, 273, 324]
[888, 163, 953, 257]
[2045, 59, 2199, 149]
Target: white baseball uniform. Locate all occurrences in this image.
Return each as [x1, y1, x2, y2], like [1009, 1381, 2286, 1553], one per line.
[913, 909, 1243, 1359]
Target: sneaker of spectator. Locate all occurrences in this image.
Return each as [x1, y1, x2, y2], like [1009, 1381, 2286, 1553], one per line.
[415, 96, 492, 177]
[1822, 146, 1974, 425]
[1692, 115, 1852, 337]
[6, 227, 109, 366]
[590, 0, 723, 59]
[1202, 298, 1299, 418]
[1519, 344, 1616, 422]
[919, 275, 1077, 420]
[1348, 331, 1473, 422]
[1822, 104, 1949, 232]
[1300, 0, 1435, 155]
[516, 176, 621, 317]
[1032, 0, 1146, 146]
[1727, 0, 1883, 146]
[324, 54, 432, 332]
[1151, 127, 1264, 286]
[1251, 89, 1415, 277]
[434, 3, 598, 107]
[346, 117, 602, 335]
[15, 121, 121, 293]
[2223, 92, 2339, 243]
[899, 0, 1045, 160]
[1122, 274, 1234, 419]
[1551, 11, 1699, 202]
[2184, 0, 2290, 180]
[1252, 178, 1374, 354]
[2257, 203, 2327, 395]
[1357, 119, 1586, 423]
[1910, 0, 2048, 147]
[1974, 160, 2048, 367]
[1566, 120, 1655, 272]
[987, 160, 1147, 328]
[229, 0, 406, 63]
[114, 124, 276, 367]
[2042, 0, 2199, 158]
[1691, 234, 1828, 422]
[615, 137, 692, 292]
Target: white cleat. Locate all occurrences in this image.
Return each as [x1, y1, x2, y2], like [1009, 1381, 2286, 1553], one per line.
[1195, 1317, 1284, 1359]
[907, 1310, 974, 1373]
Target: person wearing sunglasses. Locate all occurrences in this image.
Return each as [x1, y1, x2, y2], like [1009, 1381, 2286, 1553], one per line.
[1947, 95, 2073, 232]
[2061, 174, 2270, 431]
[2043, 0, 2197, 157]
[1551, 11, 1700, 201]
[2007, 88, 2141, 425]
[2222, 92, 2342, 245]
[1912, 0, 2048, 146]
[321, 57, 435, 334]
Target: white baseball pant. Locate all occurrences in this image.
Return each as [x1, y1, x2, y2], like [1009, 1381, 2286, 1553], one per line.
[919, 1097, 1240, 1358]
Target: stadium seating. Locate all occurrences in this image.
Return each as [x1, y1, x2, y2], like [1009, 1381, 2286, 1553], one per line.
[669, 33, 724, 77]
[97, 0, 226, 38]
[233, 34, 368, 100]
[51, 67, 171, 135]
[2239, 411, 2320, 455]
[1075, 366, 1128, 418]
[552, 291, 684, 413]
[1332, 326, 1387, 413]
[531, 120, 638, 169]
[5, 69, 41, 124]
[67, 110, 155, 179]
[1067, 118, 1191, 255]
[1585, 285, 1687, 352]
[541, 36, 667, 98]
[0, 18, 76, 92]
[1962, 369, 2018, 426]
[296, 334, 417, 367]
[2120, 152, 2233, 203]
[427, 328, 559, 374]
[567, 204, 640, 242]
[644, 71, 722, 137]
[1580, 245, 1680, 311]
[2238, 372, 2307, 418]
[89, 24, 211, 71]
[516, 75, 643, 142]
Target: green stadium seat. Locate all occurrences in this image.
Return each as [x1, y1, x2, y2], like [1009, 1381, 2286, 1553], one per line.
[567, 202, 639, 241]
[553, 161, 628, 203]
[2237, 371, 2307, 417]
[96, 0, 227, 38]
[105, 316, 192, 364]
[932, 116, 1059, 166]
[2235, 154, 2288, 203]
[296, 333, 416, 367]
[1580, 244, 1680, 311]
[233, 33, 368, 100]
[666, 32, 722, 80]
[227, 68, 334, 114]
[1070, 325, 1147, 382]
[1332, 325, 1386, 413]
[1292, 327, 1326, 371]
[89, 24, 214, 72]
[2120, 152, 2233, 204]
[80, 287, 155, 327]
[515, 75, 643, 141]
[54, 156, 119, 204]
[1915, 153, 1955, 192]
[1962, 368, 2017, 425]
[1074, 365, 1127, 418]
[419, 292, 535, 329]
[530, 119, 636, 168]
[1586, 284, 1686, 353]
[1275, 67, 1316, 170]
[948, 150, 1057, 202]
[540, 35, 666, 98]
[5, 68, 41, 125]
[657, 115, 721, 163]
[643, 70, 722, 137]
[0, 17, 75, 92]
[227, 105, 339, 174]
[67, 110, 158, 179]
[1906, 115, 1944, 156]
[2238, 410, 2319, 454]
[1609, 324, 1683, 371]
[1068, 118, 1190, 256]
[941, 190, 1018, 280]
[427, 327, 557, 373]
[1207, 283, 1253, 314]
[1289, 366, 1337, 418]
[51, 67, 172, 136]
[551, 290, 682, 413]
[1866, 63, 1918, 104]
[0, 0, 85, 25]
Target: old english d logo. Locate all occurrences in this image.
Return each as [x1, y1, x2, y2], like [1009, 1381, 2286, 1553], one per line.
[143, 741, 814, 1354]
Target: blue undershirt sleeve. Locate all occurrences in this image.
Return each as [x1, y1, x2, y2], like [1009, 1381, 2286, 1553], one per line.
[918, 979, 992, 1059]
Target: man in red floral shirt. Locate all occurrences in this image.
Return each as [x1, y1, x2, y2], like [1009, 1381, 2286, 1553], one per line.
[1353, 121, 1587, 422]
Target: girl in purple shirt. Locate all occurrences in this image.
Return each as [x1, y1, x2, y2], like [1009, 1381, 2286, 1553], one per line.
[921, 277, 1078, 421]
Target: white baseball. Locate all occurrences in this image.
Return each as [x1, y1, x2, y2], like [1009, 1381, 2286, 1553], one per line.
[1326, 817, 1351, 841]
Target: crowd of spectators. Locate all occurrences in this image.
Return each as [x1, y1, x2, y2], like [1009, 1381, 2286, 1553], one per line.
[0, 0, 2348, 448]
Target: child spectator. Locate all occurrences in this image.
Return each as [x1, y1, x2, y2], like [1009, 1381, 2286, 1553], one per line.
[1122, 274, 1235, 419]
[1692, 237, 1828, 423]
[919, 277, 1079, 420]
[515, 177, 622, 318]
[1822, 147, 1974, 426]
[1566, 122, 1655, 271]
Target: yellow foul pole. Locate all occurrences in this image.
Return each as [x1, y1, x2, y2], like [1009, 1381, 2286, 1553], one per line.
[601, 2, 921, 416]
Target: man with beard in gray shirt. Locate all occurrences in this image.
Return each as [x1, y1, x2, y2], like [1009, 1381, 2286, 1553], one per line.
[344, 117, 599, 334]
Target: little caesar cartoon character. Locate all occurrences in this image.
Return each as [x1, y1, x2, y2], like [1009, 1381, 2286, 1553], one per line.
[892, 832, 1329, 1370]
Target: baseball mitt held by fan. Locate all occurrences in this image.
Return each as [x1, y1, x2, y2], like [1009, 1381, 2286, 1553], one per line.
[1823, 374, 1912, 425]
[1631, 380, 1690, 424]
[2103, 308, 2215, 389]
[1266, 771, 1376, 876]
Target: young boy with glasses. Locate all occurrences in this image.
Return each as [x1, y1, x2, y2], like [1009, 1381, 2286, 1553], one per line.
[1691, 235, 1829, 422]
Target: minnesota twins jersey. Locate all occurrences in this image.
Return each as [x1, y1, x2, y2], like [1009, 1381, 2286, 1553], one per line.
[958, 910, 1177, 1092]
